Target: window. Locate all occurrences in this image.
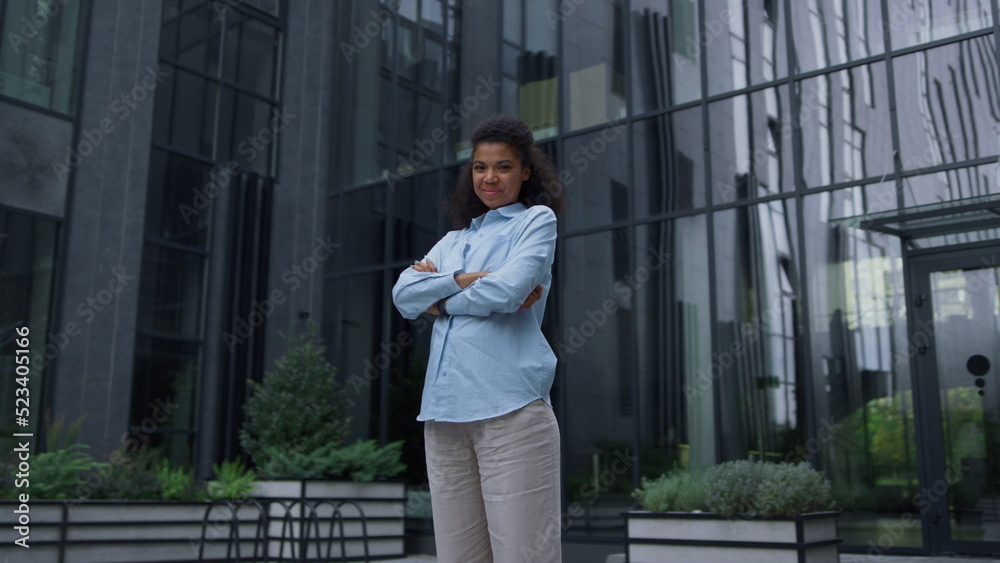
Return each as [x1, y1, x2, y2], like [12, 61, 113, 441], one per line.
[0, 0, 83, 113]
[0, 208, 58, 454]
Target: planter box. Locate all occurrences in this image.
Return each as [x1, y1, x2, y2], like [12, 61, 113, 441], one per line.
[253, 479, 407, 560]
[625, 510, 841, 563]
[0, 481, 406, 562]
[0, 500, 259, 563]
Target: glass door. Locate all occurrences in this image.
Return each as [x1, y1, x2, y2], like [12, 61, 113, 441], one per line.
[910, 248, 1000, 555]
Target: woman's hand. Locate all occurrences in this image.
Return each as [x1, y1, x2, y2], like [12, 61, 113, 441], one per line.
[412, 259, 438, 273]
[519, 285, 543, 310]
[454, 271, 490, 289]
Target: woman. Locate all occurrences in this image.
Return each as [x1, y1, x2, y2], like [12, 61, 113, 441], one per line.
[392, 114, 565, 562]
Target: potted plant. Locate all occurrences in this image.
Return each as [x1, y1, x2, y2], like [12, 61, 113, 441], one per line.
[0, 438, 259, 563]
[239, 323, 407, 560]
[626, 460, 841, 563]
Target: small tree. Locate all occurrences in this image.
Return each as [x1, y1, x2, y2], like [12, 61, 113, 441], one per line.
[239, 323, 353, 477]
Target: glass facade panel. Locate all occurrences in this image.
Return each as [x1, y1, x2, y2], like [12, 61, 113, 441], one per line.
[635, 217, 715, 476]
[560, 228, 635, 534]
[894, 37, 1000, 173]
[887, 0, 994, 50]
[163, 0, 222, 74]
[502, 0, 558, 139]
[709, 86, 792, 202]
[798, 62, 893, 188]
[902, 162, 1000, 207]
[0, 0, 82, 113]
[0, 209, 58, 452]
[339, 188, 388, 268]
[563, 0, 627, 131]
[323, 0, 1000, 554]
[229, 92, 276, 175]
[145, 150, 213, 248]
[561, 125, 630, 232]
[803, 191, 920, 548]
[633, 109, 705, 216]
[137, 244, 206, 338]
[334, 272, 386, 440]
[224, 13, 279, 98]
[161, 66, 218, 158]
[791, 0, 885, 73]
[704, 0, 788, 97]
[130, 336, 201, 465]
[393, 173, 443, 263]
[713, 201, 801, 462]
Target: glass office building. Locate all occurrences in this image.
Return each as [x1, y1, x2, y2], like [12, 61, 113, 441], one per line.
[0, 0, 998, 559]
[329, 0, 1000, 557]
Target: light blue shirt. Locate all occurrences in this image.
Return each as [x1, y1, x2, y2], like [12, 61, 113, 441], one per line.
[392, 203, 558, 422]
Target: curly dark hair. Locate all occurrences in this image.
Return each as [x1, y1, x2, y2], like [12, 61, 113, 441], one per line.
[443, 114, 565, 229]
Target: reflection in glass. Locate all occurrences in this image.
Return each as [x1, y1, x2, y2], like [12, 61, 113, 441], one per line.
[635, 217, 714, 477]
[633, 109, 704, 216]
[0, 210, 58, 450]
[393, 173, 442, 262]
[396, 6, 446, 170]
[224, 13, 280, 98]
[888, 0, 994, 50]
[230, 93, 276, 175]
[709, 86, 792, 202]
[339, 188, 388, 268]
[791, 0, 884, 73]
[798, 62, 893, 188]
[713, 201, 800, 462]
[902, 163, 1000, 208]
[138, 245, 206, 338]
[334, 272, 386, 442]
[929, 266, 1000, 543]
[502, 0, 558, 139]
[130, 336, 200, 466]
[704, 0, 787, 96]
[333, 0, 394, 188]
[564, 0, 627, 130]
[561, 125, 630, 232]
[0, 0, 82, 113]
[894, 37, 1000, 172]
[631, 0, 702, 111]
[145, 150, 213, 248]
[160, 0, 221, 74]
[560, 229, 633, 537]
[166, 68, 219, 159]
[803, 192, 921, 547]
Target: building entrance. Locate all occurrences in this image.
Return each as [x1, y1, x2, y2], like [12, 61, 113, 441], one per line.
[909, 246, 1000, 555]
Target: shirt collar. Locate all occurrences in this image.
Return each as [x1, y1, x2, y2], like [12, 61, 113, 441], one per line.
[471, 202, 527, 229]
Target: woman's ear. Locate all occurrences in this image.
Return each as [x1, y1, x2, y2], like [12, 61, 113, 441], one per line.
[522, 167, 531, 181]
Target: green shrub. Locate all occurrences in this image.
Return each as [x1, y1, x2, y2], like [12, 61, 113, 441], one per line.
[28, 445, 107, 500]
[157, 460, 203, 501]
[704, 460, 833, 517]
[92, 446, 168, 500]
[632, 469, 705, 512]
[240, 324, 353, 477]
[256, 439, 406, 482]
[206, 459, 257, 500]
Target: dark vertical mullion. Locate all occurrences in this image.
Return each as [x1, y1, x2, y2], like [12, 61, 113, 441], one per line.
[554, 0, 570, 521]
[378, 5, 403, 446]
[785, 0, 817, 471]
[881, 0, 905, 212]
[623, 0, 643, 495]
[700, 0, 723, 465]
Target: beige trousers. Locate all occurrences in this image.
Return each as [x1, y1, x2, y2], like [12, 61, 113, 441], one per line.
[424, 400, 562, 563]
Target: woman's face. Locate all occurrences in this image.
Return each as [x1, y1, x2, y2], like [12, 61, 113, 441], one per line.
[471, 142, 530, 210]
